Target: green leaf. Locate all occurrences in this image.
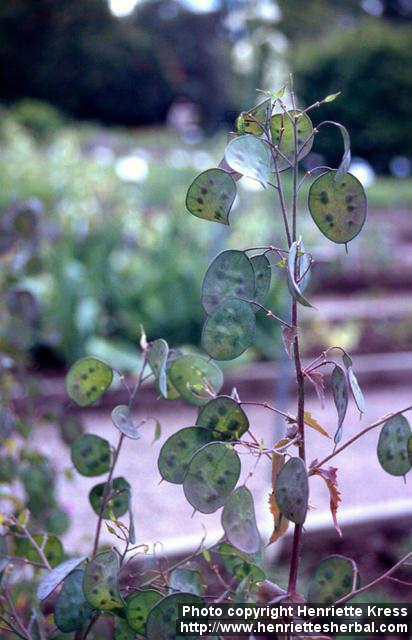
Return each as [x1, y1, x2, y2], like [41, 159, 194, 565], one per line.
[347, 366, 365, 415]
[125, 589, 162, 634]
[169, 355, 223, 407]
[235, 99, 271, 135]
[196, 395, 249, 441]
[37, 556, 86, 600]
[307, 555, 359, 604]
[15, 534, 63, 568]
[158, 427, 214, 484]
[270, 110, 313, 171]
[54, 569, 94, 632]
[308, 170, 367, 244]
[89, 477, 131, 519]
[275, 457, 308, 524]
[169, 566, 204, 596]
[111, 405, 139, 440]
[201, 298, 256, 361]
[71, 433, 111, 476]
[221, 486, 260, 554]
[250, 254, 271, 306]
[115, 618, 135, 640]
[66, 357, 113, 407]
[225, 136, 273, 186]
[183, 442, 241, 513]
[152, 419, 162, 442]
[201, 250, 255, 315]
[147, 339, 169, 398]
[331, 365, 348, 444]
[186, 168, 236, 225]
[287, 240, 314, 308]
[83, 550, 123, 611]
[377, 414, 412, 477]
[146, 593, 203, 640]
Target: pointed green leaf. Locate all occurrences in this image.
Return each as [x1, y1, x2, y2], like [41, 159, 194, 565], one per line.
[125, 589, 163, 634]
[202, 298, 256, 361]
[111, 405, 139, 440]
[275, 457, 308, 524]
[307, 555, 359, 604]
[169, 355, 223, 407]
[89, 477, 131, 518]
[308, 170, 366, 244]
[186, 168, 236, 225]
[146, 593, 203, 640]
[287, 240, 314, 308]
[196, 395, 249, 441]
[222, 486, 260, 554]
[270, 110, 313, 171]
[377, 414, 412, 477]
[347, 366, 365, 415]
[148, 339, 169, 398]
[54, 569, 94, 632]
[169, 566, 204, 596]
[332, 365, 348, 444]
[71, 433, 111, 477]
[183, 442, 241, 514]
[250, 254, 271, 306]
[37, 556, 86, 600]
[158, 427, 214, 484]
[83, 550, 123, 611]
[225, 136, 273, 186]
[115, 618, 135, 640]
[66, 357, 113, 407]
[201, 250, 255, 315]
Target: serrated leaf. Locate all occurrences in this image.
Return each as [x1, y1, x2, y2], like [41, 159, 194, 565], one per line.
[71, 433, 111, 476]
[275, 457, 308, 524]
[89, 477, 130, 518]
[196, 395, 249, 441]
[308, 170, 367, 244]
[251, 254, 271, 306]
[331, 365, 348, 443]
[83, 550, 123, 611]
[201, 250, 255, 315]
[222, 486, 260, 554]
[66, 357, 113, 407]
[111, 405, 139, 439]
[377, 414, 412, 477]
[169, 354, 223, 407]
[126, 589, 163, 634]
[169, 566, 204, 596]
[158, 427, 214, 484]
[183, 442, 241, 514]
[202, 298, 256, 361]
[37, 556, 86, 600]
[147, 339, 169, 398]
[146, 593, 203, 640]
[225, 136, 273, 186]
[186, 168, 236, 225]
[270, 110, 313, 171]
[307, 555, 359, 604]
[287, 240, 314, 308]
[54, 569, 94, 632]
[303, 411, 331, 439]
[347, 366, 365, 415]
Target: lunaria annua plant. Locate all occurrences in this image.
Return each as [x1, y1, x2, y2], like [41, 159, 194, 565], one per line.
[1, 84, 411, 639]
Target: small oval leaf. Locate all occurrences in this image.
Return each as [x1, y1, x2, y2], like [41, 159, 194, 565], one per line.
[66, 357, 113, 407]
[377, 414, 412, 477]
[222, 486, 260, 554]
[71, 433, 111, 477]
[158, 427, 214, 484]
[89, 477, 131, 518]
[111, 405, 139, 439]
[275, 457, 308, 524]
[169, 355, 223, 407]
[83, 550, 123, 611]
[196, 395, 249, 441]
[54, 569, 94, 632]
[201, 250, 255, 315]
[186, 168, 236, 225]
[307, 555, 358, 604]
[201, 298, 256, 361]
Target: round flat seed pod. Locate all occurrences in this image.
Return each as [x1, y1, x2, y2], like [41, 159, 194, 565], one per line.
[201, 298, 256, 361]
[147, 339, 169, 398]
[111, 405, 139, 439]
[37, 556, 86, 601]
[146, 593, 203, 640]
[307, 555, 359, 604]
[196, 395, 249, 440]
[125, 589, 163, 635]
[377, 414, 412, 476]
[115, 619, 135, 640]
[222, 486, 260, 554]
[183, 442, 241, 514]
[169, 355, 223, 407]
[308, 170, 367, 244]
[201, 250, 255, 315]
[275, 457, 308, 524]
[270, 110, 313, 171]
[66, 357, 113, 407]
[83, 550, 123, 611]
[236, 99, 271, 136]
[169, 566, 204, 596]
[186, 168, 236, 225]
[158, 427, 214, 484]
[225, 136, 273, 186]
[55, 569, 94, 632]
[250, 254, 271, 306]
[89, 477, 131, 518]
[71, 433, 111, 477]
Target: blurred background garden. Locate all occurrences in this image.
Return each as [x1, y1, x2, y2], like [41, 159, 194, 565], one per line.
[1, 0, 412, 611]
